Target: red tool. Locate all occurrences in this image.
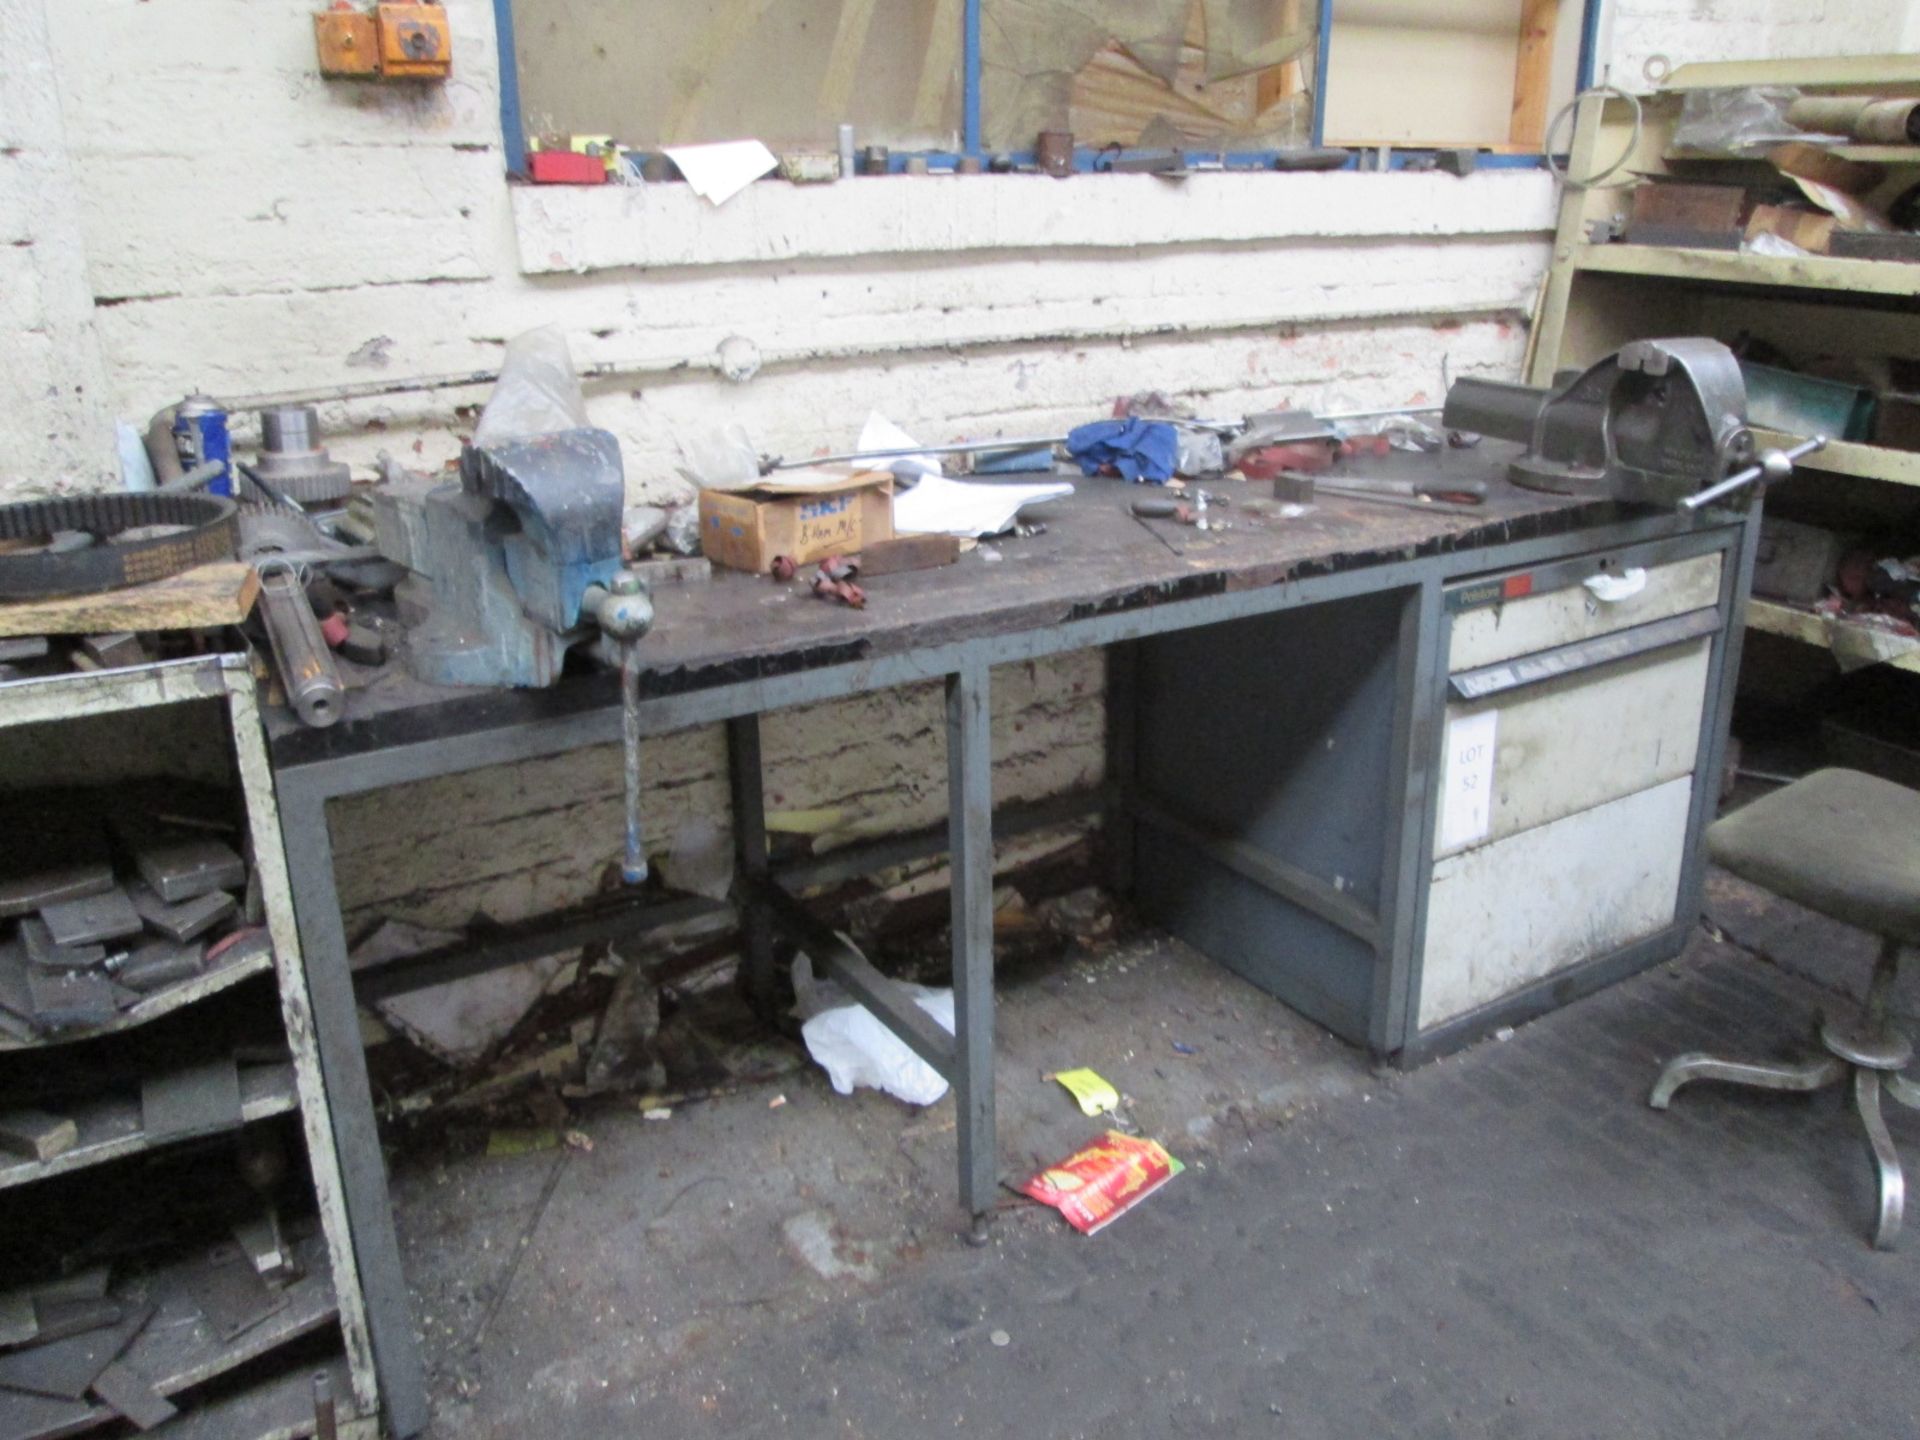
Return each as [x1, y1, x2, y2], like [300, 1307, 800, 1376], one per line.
[810, 555, 865, 608]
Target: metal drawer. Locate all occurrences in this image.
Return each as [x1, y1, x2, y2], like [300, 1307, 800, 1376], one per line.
[1418, 776, 1694, 1028]
[1434, 634, 1713, 859]
[1448, 551, 1723, 672]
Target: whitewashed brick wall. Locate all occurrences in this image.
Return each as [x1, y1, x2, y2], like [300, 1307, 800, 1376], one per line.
[8, 0, 1894, 929]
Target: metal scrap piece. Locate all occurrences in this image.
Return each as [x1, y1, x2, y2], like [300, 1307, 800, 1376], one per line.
[0, 1300, 151, 1400]
[24, 968, 116, 1032]
[232, 1210, 296, 1284]
[33, 1269, 110, 1306]
[80, 633, 146, 670]
[126, 882, 235, 944]
[88, 1367, 173, 1432]
[132, 838, 247, 904]
[38, 888, 141, 948]
[114, 939, 205, 993]
[185, 1246, 287, 1342]
[0, 1287, 37, 1348]
[0, 1108, 78, 1162]
[0, 940, 32, 1040]
[0, 861, 114, 921]
[0, 1386, 94, 1440]
[140, 1057, 243, 1143]
[18, 918, 105, 972]
[89, 1360, 178, 1431]
[30, 1299, 121, 1345]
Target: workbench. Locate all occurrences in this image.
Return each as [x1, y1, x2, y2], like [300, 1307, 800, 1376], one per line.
[262, 445, 1757, 1436]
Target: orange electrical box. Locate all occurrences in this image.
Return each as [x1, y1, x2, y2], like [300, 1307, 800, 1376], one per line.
[375, 3, 451, 79]
[314, 6, 379, 77]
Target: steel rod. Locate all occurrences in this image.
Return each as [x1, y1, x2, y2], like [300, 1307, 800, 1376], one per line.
[1681, 435, 1827, 511]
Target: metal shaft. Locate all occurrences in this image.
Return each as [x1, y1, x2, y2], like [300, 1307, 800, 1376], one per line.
[312, 1372, 338, 1440]
[256, 561, 345, 728]
[620, 641, 646, 884]
[771, 435, 1066, 471]
[1681, 435, 1827, 511]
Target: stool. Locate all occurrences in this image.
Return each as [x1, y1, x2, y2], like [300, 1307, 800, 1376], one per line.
[1650, 768, 1920, 1249]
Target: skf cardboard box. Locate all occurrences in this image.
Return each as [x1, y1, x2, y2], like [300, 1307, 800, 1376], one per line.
[698, 470, 894, 573]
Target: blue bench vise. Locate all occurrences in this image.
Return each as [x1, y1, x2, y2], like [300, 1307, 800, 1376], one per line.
[387, 427, 644, 688]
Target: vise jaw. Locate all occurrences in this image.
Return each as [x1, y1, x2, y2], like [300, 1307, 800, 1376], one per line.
[1443, 339, 1757, 508]
[385, 428, 627, 688]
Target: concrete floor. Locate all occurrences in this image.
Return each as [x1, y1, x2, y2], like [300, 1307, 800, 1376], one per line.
[391, 871, 1920, 1439]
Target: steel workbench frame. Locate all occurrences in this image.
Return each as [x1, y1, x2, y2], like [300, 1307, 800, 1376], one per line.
[271, 503, 1748, 1436]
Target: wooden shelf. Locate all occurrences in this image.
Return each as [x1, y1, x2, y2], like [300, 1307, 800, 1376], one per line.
[144, 1355, 368, 1440]
[1747, 598, 1920, 673]
[1753, 428, 1920, 488]
[0, 1062, 297, 1191]
[20, 1233, 345, 1440]
[1667, 144, 1920, 165]
[1574, 243, 1920, 299]
[0, 933, 274, 1053]
[1834, 144, 1920, 163]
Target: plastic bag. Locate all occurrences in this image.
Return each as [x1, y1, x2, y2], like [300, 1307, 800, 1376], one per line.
[474, 327, 590, 445]
[675, 423, 760, 489]
[792, 952, 955, 1106]
[1175, 429, 1224, 478]
[1339, 413, 1447, 453]
[660, 503, 702, 556]
[1672, 86, 1830, 155]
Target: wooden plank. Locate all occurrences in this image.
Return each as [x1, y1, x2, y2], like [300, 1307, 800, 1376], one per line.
[1508, 0, 1557, 149]
[1576, 242, 1920, 296]
[224, 671, 381, 1420]
[0, 564, 257, 639]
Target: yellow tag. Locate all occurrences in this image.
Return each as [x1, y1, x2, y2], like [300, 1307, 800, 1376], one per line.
[1052, 1068, 1119, 1117]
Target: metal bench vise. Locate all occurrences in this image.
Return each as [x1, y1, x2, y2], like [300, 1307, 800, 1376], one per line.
[1442, 338, 1822, 510]
[382, 428, 648, 688]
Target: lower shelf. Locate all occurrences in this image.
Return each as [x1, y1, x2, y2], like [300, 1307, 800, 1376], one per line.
[1747, 598, 1920, 674]
[3, 1232, 343, 1440]
[0, 1064, 298, 1193]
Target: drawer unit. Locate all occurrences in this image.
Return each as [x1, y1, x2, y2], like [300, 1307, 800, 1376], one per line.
[1409, 539, 1734, 1047]
[1121, 509, 1746, 1069]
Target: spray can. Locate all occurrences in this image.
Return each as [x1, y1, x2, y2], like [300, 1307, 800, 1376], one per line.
[172, 394, 232, 495]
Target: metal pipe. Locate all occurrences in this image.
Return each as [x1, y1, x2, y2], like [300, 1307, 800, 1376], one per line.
[619, 643, 645, 883]
[771, 435, 1066, 471]
[158, 460, 224, 494]
[772, 405, 1452, 473]
[311, 1373, 338, 1440]
[257, 560, 346, 728]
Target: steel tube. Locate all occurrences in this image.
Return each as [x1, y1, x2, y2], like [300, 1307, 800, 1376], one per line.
[1680, 436, 1827, 511]
[255, 562, 344, 728]
[620, 643, 646, 883]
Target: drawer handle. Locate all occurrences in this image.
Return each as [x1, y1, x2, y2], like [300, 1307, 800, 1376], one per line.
[1583, 567, 1647, 603]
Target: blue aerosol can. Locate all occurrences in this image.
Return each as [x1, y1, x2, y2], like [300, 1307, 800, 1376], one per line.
[172, 394, 232, 495]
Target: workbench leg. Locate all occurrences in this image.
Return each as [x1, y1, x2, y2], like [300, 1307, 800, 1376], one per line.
[1102, 641, 1139, 899]
[727, 713, 778, 1021]
[277, 781, 429, 1439]
[947, 661, 997, 1232]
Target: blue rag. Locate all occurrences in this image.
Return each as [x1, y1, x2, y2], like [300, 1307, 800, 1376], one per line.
[1066, 419, 1180, 484]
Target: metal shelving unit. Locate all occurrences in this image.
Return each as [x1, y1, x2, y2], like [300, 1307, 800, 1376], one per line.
[0, 654, 379, 1440]
[1530, 55, 1920, 672]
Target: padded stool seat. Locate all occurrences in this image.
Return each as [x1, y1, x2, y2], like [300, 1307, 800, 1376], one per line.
[1654, 768, 1920, 1249]
[1708, 768, 1920, 947]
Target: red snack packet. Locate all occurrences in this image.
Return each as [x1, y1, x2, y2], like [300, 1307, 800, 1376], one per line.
[1019, 1131, 1185, 1235]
